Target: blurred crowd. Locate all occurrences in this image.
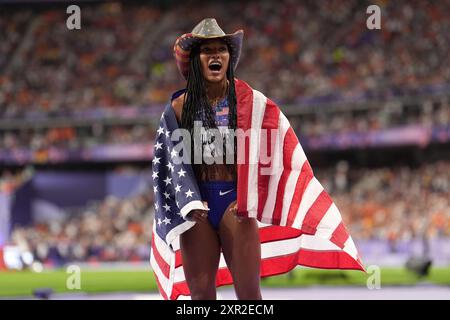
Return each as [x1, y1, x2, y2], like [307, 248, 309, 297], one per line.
[1, 0, 450, 117]
[317, 161, 450, 242]
[1, 3, 162, 117]
[10, 192, 154, 265]
[1, 124, 155, 152]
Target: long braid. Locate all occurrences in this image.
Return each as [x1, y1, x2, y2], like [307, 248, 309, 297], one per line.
[184, 47, 217, 132]
[181, 45, 216, 181]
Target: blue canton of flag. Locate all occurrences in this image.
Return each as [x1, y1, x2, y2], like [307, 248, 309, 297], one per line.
[152, 104, 209, 249]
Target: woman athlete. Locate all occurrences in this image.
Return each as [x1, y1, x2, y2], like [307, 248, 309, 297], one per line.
[171, 18, 261, 300]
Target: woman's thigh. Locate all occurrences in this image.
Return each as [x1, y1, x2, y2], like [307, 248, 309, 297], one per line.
[180, 220, 221, 299]
[218, 208, 262, 300]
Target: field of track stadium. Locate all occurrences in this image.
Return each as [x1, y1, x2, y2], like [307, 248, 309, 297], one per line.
[1, 0, 449, 302]
[1, 266, 449, 299]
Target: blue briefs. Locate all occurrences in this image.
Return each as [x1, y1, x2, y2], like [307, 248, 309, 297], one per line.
[198, 180, 237, 230]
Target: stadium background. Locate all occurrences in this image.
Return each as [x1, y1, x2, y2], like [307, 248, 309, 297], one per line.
[0, 0, 449, 299]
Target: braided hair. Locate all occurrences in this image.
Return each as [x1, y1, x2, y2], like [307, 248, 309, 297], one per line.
[180, 41, 238, 182]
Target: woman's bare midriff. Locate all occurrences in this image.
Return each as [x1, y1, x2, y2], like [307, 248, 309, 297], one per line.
[198, 164, 236, 182]
[172, 94, 236, 182]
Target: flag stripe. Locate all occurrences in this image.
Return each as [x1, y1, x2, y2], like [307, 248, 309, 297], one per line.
[154, 271, 169, 300]
[286, 167, 314, 227]
[291, 177, 324, 229]
[315, 203, 343, 240]
[151, 236, 171, 278]
[256, 105, 276, 221]
[152, 224, 173, 265]
[259, 225, 303, 243]
[301, 190, 333, 234]
[236, 79, 253, 217]
[248, 90, 267, 216]
[260, 101, 286, 223]
[150, 249, 169, 295]
[271, 118, 299, 224]
[330, 221, 350, 249]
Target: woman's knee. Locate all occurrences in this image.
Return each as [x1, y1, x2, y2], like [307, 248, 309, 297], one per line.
[183, 262, 219, 300]
[235, 287, 262, 300]
[231, 255, 261, 300]
[188, 277, 217, 300]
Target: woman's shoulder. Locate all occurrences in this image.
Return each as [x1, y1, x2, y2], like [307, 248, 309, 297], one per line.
[171, 92, 185, 123]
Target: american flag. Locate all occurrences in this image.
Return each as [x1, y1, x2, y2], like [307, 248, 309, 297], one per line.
[150, 79, 365, 300]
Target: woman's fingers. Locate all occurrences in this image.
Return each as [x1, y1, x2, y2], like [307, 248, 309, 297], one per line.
[229, 200, 243, 222]
[231, 202, 238, 214]
[192, 210, 209, 224]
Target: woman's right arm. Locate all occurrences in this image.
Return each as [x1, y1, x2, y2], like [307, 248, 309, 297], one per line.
[171, 93, 185, 126]
[172, 94, 209, 224]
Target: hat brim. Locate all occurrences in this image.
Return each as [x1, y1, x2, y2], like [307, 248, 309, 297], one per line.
[174, 30, 244, 79]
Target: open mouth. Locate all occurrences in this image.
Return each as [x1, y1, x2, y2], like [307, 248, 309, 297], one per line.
[208, 61, 222, 72]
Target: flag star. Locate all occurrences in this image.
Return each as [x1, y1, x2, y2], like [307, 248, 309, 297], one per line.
[152, 171, 159, 180]
[163, 176, 172, 186]
[154, 202, 159, 210]
[157, 218, 162, 226]
[165, 130, 170, 138]
[178, 168, 186, 177]
[176, 212, 182, 217]
[170, 149, 178, 159]
[152, 156, 161, 165]
[153, 185, 158, 193]
[163, 203, 171, 212]
[157, 126, 164, 136]
[163, 191, 171, 199]
[155, 141, 163, 151]
[166, 162, 174, 172]
[176, 201, 180, 207]
[174, 184, 182, 193]
[163, 217, 171, 225]
[185, 189, 194, 198]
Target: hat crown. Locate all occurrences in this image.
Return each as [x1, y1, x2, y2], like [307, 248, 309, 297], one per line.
[174, 18, 244, 79]
[192, 18, 226, 37]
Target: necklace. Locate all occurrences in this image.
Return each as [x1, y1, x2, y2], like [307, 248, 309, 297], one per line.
[207, 80, 229, 107]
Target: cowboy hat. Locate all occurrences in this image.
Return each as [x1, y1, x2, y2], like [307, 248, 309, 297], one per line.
[173, 18, 244, 79]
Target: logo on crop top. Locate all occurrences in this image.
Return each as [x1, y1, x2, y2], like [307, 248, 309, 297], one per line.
[219, 189, 234, 196]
